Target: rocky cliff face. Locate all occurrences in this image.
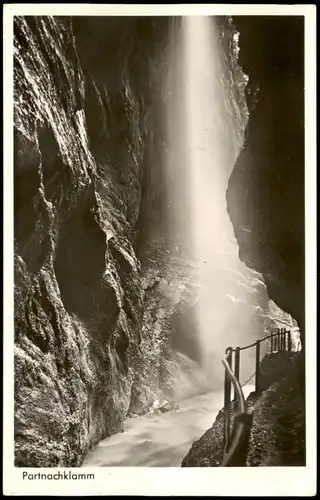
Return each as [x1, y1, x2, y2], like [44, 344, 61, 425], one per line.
[14, 15, 148, 467]
[226, 16, 305, 339]
[14, 15, 185, 466]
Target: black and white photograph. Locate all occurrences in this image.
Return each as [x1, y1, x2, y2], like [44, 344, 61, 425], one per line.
[3, 3, 317, 496]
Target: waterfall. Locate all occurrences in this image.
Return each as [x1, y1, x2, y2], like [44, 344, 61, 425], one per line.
[165, 16, 267, 392]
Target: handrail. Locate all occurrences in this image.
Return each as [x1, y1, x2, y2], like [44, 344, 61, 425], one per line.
[221, 415, 252, 467]
[228, 324, 292, 352]
[235, 329, 280, 352]
[220, 327, 293, 466]
[222, 355, 246, 414]
[220, 353, 250, 466]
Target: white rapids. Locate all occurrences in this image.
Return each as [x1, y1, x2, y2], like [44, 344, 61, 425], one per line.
[82, 385, 254, 467]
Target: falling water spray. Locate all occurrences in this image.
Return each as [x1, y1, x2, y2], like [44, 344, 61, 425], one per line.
[183, 16, 239, 382]
[165, 16, 266, 394]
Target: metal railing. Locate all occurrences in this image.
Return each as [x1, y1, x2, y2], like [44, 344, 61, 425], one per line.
[220, 327, 292, 466]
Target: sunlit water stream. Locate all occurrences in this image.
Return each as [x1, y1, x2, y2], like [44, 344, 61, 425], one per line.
[83, 385, 254, 467]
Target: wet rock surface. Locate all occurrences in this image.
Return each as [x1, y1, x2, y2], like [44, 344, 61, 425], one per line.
[246, 355, 305, 466]
[14, 16, 168, 467]
[227, 16, 305, 337]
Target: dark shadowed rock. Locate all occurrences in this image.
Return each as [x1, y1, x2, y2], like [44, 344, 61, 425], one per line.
[13, 15, 167, 467]
[227, 16, 305, 338]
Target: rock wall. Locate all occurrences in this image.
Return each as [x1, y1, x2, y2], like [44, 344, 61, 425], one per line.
[14, 15, 169, 467]
[14, 15, 269, 467]
[226, 16, 305, 339]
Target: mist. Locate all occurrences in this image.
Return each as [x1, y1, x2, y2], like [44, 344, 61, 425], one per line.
[164, 16, 268, 395]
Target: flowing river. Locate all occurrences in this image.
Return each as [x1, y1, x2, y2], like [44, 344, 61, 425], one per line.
[82, 384, 254, 467]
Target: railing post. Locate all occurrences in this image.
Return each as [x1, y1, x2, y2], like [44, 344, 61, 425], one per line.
[288, 329, 292, 352]
[277, 328, 280, 351]
[223, 347, 233, 452]
[234, 347, 240, 409]
[255, 340, 261, 393]
[270, 331, 274, 353]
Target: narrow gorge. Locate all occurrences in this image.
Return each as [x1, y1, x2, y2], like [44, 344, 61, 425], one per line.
[14, 15, 305, 468]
